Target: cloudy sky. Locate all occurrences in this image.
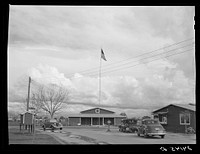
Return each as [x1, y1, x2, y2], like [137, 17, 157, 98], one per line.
[8, 6, 195, 118]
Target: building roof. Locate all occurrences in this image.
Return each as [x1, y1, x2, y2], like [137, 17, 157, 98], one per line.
[174, 104, 195, 111]
[19, 111, 36, 115]
[80, 107, 115, 114]
[153, 103, 196, 113]
[67, 114, 126, 118]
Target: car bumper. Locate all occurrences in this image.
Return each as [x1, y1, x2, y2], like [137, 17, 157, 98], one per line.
[147, 132, 166, 136]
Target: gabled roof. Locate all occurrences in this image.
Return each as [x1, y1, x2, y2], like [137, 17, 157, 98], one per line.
[68, 114, 126, 118]
[152, 104, 196, 113]
[173, 104, 195, 111]
[80, 107, 115, 114]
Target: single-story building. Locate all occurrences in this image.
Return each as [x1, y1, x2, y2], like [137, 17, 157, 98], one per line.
[152, 104, 196, 133]
[68, 107, 126, 126]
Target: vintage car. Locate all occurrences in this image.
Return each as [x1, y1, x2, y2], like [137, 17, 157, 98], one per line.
[137, 119, 166, 138]
[42, 119, 63, 132]
[119, 118, 138, 133]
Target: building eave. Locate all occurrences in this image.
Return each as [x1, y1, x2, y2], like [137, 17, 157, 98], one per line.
[152, 104, 195, 113]
[67, 114, 126, 118]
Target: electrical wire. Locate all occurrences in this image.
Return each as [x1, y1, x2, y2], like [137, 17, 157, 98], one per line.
[65, 37, 194, 77]
[71, 43, 194, 77]
[26, 38, 194, 82]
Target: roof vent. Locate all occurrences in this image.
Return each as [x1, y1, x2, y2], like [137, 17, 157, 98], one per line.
[189, 103, 195, 106]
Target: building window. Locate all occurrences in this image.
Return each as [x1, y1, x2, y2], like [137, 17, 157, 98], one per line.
[160, 115, 167, 124]
[95, 108, 100, 114]
[180, 113, 190, 125]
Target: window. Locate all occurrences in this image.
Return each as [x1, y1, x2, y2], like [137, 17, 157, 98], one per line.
[160, 115, 167, 124]
[180, 113, 190, 125]
[95, 108, 100, 114]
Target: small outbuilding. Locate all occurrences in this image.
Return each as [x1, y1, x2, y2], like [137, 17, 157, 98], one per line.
[68, 107, 126, 126]
[152, 104, 196, 133]
[19, 111, 36, 133]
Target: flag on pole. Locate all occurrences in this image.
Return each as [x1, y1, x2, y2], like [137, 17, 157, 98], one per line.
[101, 49, 107, 61]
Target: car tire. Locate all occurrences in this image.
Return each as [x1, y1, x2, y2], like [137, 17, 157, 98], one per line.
[137, 133, 140, 136]
[144, 131, 148, 138]
[160, 135, 165, 139]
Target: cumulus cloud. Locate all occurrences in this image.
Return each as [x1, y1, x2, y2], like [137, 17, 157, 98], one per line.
[27, 65, 194, 107]
[8, 63, 194, 117]
[28, 64, 74, 88]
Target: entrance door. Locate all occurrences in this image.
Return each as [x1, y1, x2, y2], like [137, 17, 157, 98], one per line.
[81, 117, 91, 125]
[92, 118, 103, 125]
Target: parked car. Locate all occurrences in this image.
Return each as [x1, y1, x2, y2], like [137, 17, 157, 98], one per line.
[119, 118, 138, 133]
[42, 119, 63, 132]
[137, 119, 166, 138]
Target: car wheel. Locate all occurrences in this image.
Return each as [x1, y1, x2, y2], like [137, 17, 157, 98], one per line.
[160, 135, 165, 139]
[50, 125, 54, 132]
[137, 133, 140, 136]
[144, 131, 148, 138]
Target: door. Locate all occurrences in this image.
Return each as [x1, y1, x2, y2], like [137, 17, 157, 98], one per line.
[81, 118, 91, 125]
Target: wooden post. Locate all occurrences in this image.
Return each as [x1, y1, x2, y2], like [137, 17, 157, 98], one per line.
[27, 77, 31, 111]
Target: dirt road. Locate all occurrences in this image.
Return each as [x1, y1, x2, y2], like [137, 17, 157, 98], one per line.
[37, 126, 196, 144]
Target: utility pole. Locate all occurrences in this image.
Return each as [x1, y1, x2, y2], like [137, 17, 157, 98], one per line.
[27, 76, 31, 111]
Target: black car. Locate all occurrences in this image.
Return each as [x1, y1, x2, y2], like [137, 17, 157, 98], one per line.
[119, 118, 138, 133]
[137, 119, 166, 138]
[42, 119, 63, 132]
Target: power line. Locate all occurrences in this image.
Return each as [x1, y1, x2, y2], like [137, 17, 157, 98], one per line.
[69, 44, 194, 78]
[28, 38, 194, 81]
[73, 43, 194, 77]
[96, 48, 194, 76]
[30, 47, 194, 83]
[65, 37, 194, 77]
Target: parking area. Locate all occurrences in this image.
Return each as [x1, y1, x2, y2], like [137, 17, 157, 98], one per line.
[37, 126, 196, 144]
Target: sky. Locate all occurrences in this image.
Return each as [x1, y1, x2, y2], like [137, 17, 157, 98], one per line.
[8, 6, 195, 118]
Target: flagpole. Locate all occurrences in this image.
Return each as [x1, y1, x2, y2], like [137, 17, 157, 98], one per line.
[98, 50, 102, 126]
[99, 53, 102, 105]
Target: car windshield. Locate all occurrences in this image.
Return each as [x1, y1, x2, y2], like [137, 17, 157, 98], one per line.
[122, 119, 137, 124]
[145, 120, 158, 124]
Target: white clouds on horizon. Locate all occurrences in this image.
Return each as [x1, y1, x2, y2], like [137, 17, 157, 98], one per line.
[9, 64, 194, 110]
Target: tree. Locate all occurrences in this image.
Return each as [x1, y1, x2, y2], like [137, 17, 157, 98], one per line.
[142, 116, 151, 119]
[31, 83, 69, 119]
[120, 112, 127, 118]
[20, 96, 41, 115]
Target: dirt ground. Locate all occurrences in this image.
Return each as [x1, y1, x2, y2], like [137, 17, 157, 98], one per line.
[36, 126, 196, 144]
[8, 126, 60, 144]
[8, 125, 196, 145]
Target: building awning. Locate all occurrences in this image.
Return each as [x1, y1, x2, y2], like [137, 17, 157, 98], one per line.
[68, 114, 126, 118]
